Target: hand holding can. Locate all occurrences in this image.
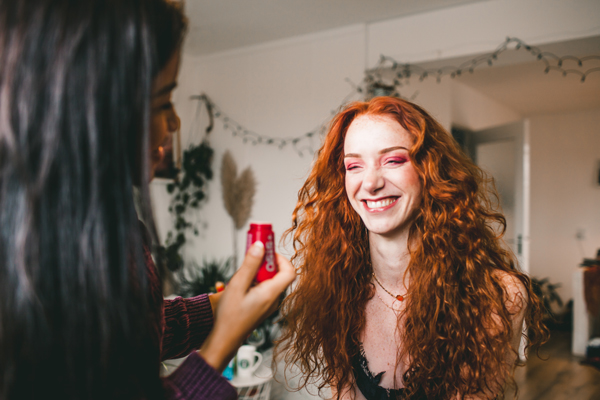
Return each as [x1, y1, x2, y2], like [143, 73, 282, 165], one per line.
[245, 222, 278, 282]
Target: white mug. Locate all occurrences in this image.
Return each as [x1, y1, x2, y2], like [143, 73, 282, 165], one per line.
[236, 345, 263, 379]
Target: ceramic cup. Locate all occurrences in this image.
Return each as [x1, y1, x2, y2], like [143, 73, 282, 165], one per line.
[236, 345, 263, 379]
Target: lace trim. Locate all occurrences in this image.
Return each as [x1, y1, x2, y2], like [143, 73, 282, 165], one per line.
[352, 343, 404, 400]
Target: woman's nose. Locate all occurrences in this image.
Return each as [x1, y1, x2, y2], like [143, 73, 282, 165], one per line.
[167, 108, 180, 133]
[362, 167, 384, 193]
[151, 146, 165, 165]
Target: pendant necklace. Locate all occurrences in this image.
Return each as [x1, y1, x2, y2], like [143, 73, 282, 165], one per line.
[374, 290, 402, 313]
[372, 272, 407, 302]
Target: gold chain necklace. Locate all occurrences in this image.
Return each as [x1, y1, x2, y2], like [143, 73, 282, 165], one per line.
[372, 272, 406, 302]
[374, 290, 402, 312]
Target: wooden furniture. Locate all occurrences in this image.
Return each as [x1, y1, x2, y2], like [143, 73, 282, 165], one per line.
[573, 268, 593, 356]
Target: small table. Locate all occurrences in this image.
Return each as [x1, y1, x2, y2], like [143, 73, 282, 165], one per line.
[231, 363, 273, 400]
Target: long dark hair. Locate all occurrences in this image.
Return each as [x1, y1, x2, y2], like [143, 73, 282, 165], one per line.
[0, 0, 186, 398]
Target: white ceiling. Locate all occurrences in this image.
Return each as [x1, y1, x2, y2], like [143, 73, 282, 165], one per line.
[183, 0, 486, 56]
[180, 1, 600, 117]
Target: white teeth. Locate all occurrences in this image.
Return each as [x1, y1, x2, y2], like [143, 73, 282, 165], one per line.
[366, 198, 396, 208]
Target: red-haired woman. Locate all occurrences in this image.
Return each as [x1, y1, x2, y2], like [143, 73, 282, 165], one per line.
[276, 97, 547, 399]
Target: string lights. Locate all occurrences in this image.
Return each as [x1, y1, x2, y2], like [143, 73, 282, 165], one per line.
[190, 94, 329, 157]
[191, 37, 599, 157]
[366, 37, 600, 95]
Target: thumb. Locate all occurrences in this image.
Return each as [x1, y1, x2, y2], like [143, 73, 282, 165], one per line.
[229, 241, 265, 289]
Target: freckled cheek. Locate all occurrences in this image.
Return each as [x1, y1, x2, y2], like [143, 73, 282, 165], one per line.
[344, 176, 362, 210]
[407, 173, 423, 205]
[407, 174, 421, 190]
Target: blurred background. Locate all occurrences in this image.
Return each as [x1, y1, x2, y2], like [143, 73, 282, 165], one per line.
[152, 1, 600, 397]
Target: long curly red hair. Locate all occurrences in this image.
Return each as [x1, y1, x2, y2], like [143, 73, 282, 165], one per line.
[275, 97, 547, 399]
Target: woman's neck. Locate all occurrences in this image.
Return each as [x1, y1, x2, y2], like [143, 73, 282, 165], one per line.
[369, 229, 411, 292]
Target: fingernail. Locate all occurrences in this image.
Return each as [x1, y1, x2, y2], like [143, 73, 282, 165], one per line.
[249, 241, 264, 256]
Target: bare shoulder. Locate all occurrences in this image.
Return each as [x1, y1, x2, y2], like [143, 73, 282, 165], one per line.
[493, 270, 528, 316]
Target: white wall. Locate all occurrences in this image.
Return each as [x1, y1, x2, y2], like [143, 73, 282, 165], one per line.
[154, 25, 367, 264]
[529, 108, 600, 302]
[150, 0, 600, 302]
[452, 81, 521, 131]
[477, 140, 517, 250]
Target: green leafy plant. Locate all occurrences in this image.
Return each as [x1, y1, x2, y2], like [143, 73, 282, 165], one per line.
[245, 292, 285, 352]
[531, 277, 564, 320]
[177, 258, 233, 297]
[160, 140, 214, 271]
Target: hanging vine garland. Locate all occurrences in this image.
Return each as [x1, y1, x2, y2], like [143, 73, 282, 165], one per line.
[190, 37, 599, 157]
[158, 96, 216, 272]
[190, 94, 330, 157]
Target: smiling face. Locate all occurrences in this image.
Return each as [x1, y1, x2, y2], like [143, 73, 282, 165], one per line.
[344, 114, 422, 239]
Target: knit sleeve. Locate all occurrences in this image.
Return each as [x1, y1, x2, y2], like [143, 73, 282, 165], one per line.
[161, 294, 214, 361]
[162, 351, 237, 400]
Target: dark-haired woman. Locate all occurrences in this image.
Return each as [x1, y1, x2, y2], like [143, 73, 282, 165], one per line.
[276, 97, 547, 399]
[0, 0, 295, 399]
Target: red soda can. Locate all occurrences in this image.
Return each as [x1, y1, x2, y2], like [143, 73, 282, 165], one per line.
[246, 222, 278, 282]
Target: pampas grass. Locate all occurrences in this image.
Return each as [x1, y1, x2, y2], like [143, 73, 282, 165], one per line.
[221, 151, 238, 221]
[221, 150, 256, 266]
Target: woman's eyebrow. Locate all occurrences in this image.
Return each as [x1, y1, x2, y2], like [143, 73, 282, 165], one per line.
[379, 146, 408, 154]
[153, 82, 177, 97]
[345, 146, 408, 158]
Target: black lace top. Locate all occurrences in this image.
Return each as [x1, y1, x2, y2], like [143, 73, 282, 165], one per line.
[351, 343, 405, 400]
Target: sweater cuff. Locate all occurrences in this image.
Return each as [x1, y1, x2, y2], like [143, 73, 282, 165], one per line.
[162, 293, 215, 361]
[184, 293, 214, 342]
[163, 352, 237, 400]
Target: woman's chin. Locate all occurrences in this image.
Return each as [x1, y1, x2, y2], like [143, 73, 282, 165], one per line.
[366, 225, 399, 237]
[365, 222, 412, 239]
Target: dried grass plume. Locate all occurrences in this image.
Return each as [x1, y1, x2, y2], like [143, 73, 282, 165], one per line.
[221, 150, 256, 230]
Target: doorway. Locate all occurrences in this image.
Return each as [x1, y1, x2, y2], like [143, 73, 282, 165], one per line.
[453, 120, 530, 274]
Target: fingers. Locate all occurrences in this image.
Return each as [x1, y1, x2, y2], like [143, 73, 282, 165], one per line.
[274, 253, 296, 285]
[208, 291, 223, 314]
[226, 247, 295, 304]
[229, 242, 265, 290]
[253, 253, 296, 295]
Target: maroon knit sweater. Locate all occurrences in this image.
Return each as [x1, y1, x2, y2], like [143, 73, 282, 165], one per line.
[143, 245, 237, 400]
